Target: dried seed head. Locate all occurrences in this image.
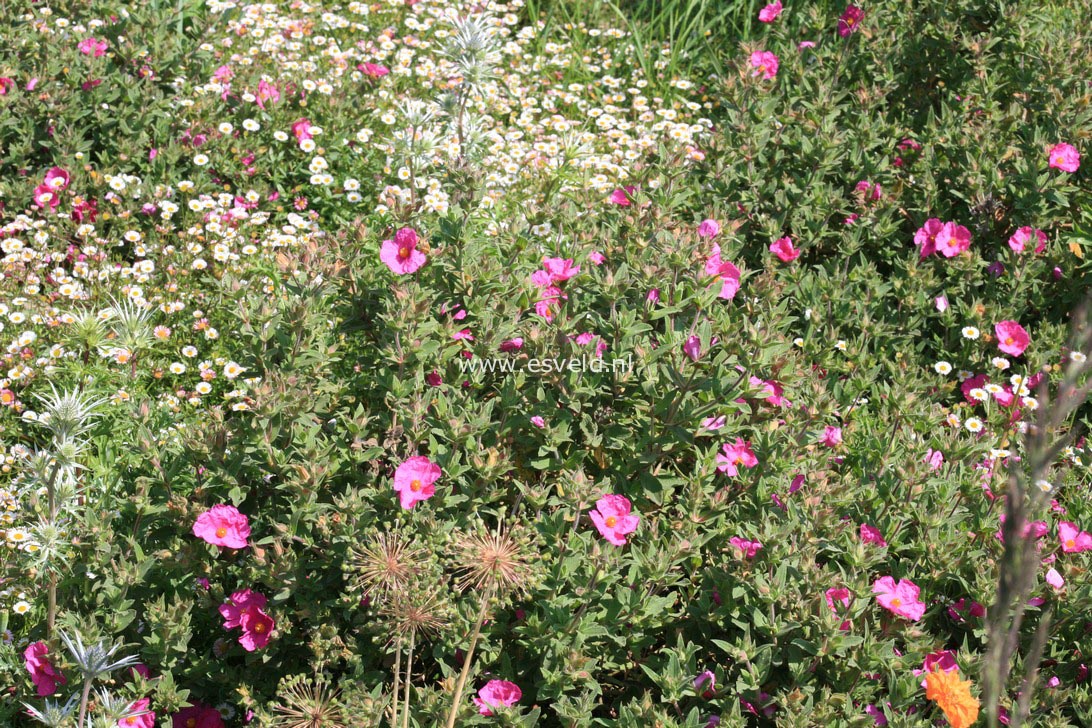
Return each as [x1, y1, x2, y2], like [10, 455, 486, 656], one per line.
[350, 531, 424, 599]
[451, 522, 535, 596]
[270, 676, 346, 728]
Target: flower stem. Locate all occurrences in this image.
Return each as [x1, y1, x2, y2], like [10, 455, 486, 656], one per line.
[390, 637, 402, 728]
[78, 678, 92, 728]
[401, 628, 416, 728]
[443, 587, 494, 728]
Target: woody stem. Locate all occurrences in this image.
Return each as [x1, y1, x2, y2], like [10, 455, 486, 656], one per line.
[444, 585, 494, 728]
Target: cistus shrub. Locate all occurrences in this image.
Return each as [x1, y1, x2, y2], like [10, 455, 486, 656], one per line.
[1, 0, 1091, 726]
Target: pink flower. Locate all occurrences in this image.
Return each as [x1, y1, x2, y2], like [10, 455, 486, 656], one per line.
[925, 448, 944, 470]
[44, 167, 70, 190]
[859, 523, 887, 546]
[701, 415, 727, 431]
[291, 118, 313, 142]
[1059, 521, 1092, 553]
[1046, 568, 1064, 590]
[694, 670, 716, 697]
[33, 184, 61, 210]
[380, 227, 427, 275]
[193, 505, 251, 549]
[589, 494, 640, 546]
[838, 5, 864, 36]
[698, 219, 721, 238]
[935, 295, 949, 312]
[588, 251, 606, 265]
[758, 1, 783, 22]
[872, 576, 926, 621]
[684, 335, 703, 362]
[0, 77, 14, 95]
[239, 607, 275, 651]
[24, 642, 66, 697]
[994, 320, 1029, 357]
[798, 41, 817, 50]
[219, 589, 268, 629]
[610, 186, 636, 206]
[706, 245, 742, 300]
[750, 51, 779, 80]
[255, 79, 280, 109]
[473, 680, 522, 716]
[1048, 143, 1080, 173]
[172, 705, 225, 728]
[716, 438, 758, 476]
[1008, 226, 1047, 254]
[119, 698, 155, 728]
[914, 218, 944, 258]
[392, 456, 441, 510]
[78, 37, 108, 57]
[541, 257, 581, 283]
[935, 222, 971, 257]
[729, 537, 762, 558]
[769, 236, 800, 262]
[855, 180, 882, 201]
[359, 62, 390, 78]
[825, 587, 852, 613]
[821, 426, 843, 448]
[530, 416, 546, 428]
[499, 338, 523, 352]
[913, 650, 958, 687]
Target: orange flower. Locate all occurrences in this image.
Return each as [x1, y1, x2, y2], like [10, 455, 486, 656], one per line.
[925, 668, 980, 728]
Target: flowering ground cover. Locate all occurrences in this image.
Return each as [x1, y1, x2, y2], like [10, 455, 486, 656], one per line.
[1, 0, 1091, 725]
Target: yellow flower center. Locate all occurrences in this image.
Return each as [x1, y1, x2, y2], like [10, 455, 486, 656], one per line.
[216, 527, 227, 538]
[1005, 337, 1014, 345]
[187, 720, 197, 728]
[847, 16, 856, 25]
[398, 246, 411, 259]
[891, 597, 902, 607]
[255, 621, 267, 633]
[1066, 538, 1076, 548]
[410, 479, 422, 492]
[605, 516, 617, 527]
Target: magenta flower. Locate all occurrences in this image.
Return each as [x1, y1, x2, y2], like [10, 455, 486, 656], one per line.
[1046, 568, 1064, 590]
[255, 79, 280, 109]
[193, 504, 251, 549]
[935, 222, 971, 257]
[291, 118, 313, 142]
[589, 494, 640, 546]
[706, 245, 742, 300]
[392, 455, 441, 510]
[769, 236, 800, 262]
[78, 37, 108, 57]
[872, 576, 926, 621]
[859, 523, 887, 546]
[729, 537, 763, 558]
[698, 218, 721, 238]
[473, 680, 522, 716]
[694, 670, 716, 697]
[925, 448, 944, 470]
[758, 1, 783, 22]
[838, 5, 864, 36]
[541, 257, 581, 283]
[716, 438, 758, 476]
[43, 166, 71, 190]
[821, 426, 843, 448]
[1048, 143, 1080, 172]
[530, 416, 546, 428]
[684, 335, 703, 362]
[24, 642, 66, 697]
[499, 337, 523, 352]
[914, 218, 944, 258]
[913, 650, 959, 687]
[219, 589, 268, 629]
[119, 698, 155, 728]
[239, 607, 275, 651]
[994, 320, 1029, 357]
[825, 587, 853, 630]
[172, 704, 225, 728]
[750, 51, 779, 80]
[1059, 521, 1092, 553]
[360, 62, 390, 78]
[610, 186, 636, 206]
[1008, 226, 1047, 254]
[380, 227, 427, 275]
